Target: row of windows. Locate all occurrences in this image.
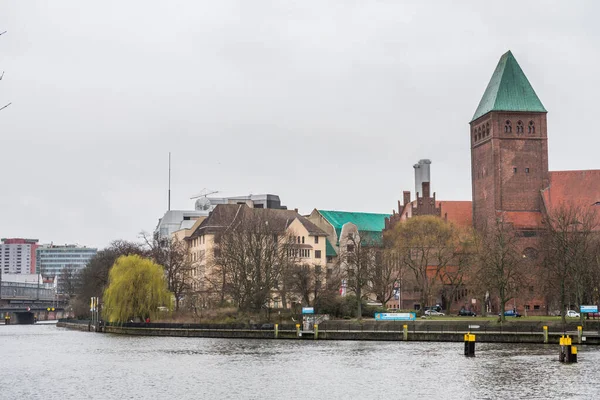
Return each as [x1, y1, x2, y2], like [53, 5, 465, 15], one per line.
[296, 236, 319, 244]
[505, 120, 535, 134]
[473, 120, 537, 142]
[473, 122, 490, 142]
[513, 167, 531, 174]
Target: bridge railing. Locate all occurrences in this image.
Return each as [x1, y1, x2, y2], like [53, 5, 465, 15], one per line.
[1, 282, 55, 301]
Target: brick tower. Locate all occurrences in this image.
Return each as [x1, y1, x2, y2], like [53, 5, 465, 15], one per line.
[470, 51, 549, 231]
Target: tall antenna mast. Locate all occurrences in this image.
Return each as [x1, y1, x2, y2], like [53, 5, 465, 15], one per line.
[168, 152, 171, 211]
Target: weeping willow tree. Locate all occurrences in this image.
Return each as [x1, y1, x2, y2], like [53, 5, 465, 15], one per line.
[103, 255, 172, 322]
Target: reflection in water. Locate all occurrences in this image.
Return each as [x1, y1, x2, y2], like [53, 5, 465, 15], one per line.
[1, 325, 598, 399]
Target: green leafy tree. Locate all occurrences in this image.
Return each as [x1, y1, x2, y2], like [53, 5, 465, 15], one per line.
[103, 255, 172, 322]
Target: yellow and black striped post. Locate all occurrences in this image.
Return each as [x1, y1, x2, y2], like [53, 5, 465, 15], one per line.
[559, 335, 577, 363]
[543, 326, 548, 344]
[464, 333, 476, 356]
[4, 314, 10, 325]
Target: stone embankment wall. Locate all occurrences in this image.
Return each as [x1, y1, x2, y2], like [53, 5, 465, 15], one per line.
[57, 319, 600, 344]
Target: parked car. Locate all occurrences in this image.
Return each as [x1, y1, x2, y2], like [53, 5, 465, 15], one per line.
[566, 310, 580, 318]
[458, 309, 477, 317]
[423, 305, 443, 313]
[424, 310, 445, 316]
[501, 310, 521, 317]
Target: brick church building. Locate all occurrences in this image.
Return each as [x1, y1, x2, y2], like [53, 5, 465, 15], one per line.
[388, 50, 600, 314]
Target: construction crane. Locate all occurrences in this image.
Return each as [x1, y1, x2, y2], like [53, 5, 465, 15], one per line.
[190, 188, 219, 200]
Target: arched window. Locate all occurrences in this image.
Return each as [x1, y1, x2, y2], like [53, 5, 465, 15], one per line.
[523, 247, 539, 260]
[504, 120, 512, 133]
[478, 127, 481, 140]
[473, 129, 477, 141]
[528, 121, 535, 134]
[516, 120, 524, 133]
[486, 122, 490, 136]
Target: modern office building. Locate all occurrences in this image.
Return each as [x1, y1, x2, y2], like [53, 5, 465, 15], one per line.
[1, 238, 39, 274]
[36, 244, 97, 279]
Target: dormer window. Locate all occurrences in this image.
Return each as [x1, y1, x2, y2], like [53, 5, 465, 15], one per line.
[528, 121, 535, 134]
[516, 120, 524, 133]
[504, 120, 512, 133]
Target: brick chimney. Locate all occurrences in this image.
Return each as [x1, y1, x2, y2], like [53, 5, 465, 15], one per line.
[422, 182, 430, 198]
[403, 191, 411, 207]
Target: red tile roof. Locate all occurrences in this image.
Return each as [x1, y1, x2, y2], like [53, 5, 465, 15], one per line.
[438, 201, 473, 228]
[542, 170, 600, 226]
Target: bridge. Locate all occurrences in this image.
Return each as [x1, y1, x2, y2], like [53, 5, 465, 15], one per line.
[1, 281, 68, 324]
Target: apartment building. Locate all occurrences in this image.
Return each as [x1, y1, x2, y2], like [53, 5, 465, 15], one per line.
[1, 238, 39, 275]
[182, 204, 327, 308]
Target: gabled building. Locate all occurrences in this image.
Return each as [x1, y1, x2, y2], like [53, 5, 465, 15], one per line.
[184, 204, 328, 308]
[307, 209, 391, 262]
[469, 50, 600, 314]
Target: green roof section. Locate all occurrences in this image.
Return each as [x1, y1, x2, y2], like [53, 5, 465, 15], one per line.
[325, 239, 337, 257]
[471, 50, 546, 122]
[317, 210, 391, 245]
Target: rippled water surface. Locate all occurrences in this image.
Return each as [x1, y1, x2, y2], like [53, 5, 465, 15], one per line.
[2, 325, 600, 399]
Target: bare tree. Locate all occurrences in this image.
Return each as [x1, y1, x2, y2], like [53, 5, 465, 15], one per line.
[285, 263, 328, 307]
[475, 217, 525, 322]
[388, 215, 461, 316]
[60, 267, 79, 298]
[142, 233, 197, 311]
[338, 230, 378, 318]
[542, 204, 598, 323]
[212, 212, 297, 311]
[438, 230, 476, 314]
[369, 248, 403, 309]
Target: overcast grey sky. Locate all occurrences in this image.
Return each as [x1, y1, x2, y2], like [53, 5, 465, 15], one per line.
[1, 1, 598, 249]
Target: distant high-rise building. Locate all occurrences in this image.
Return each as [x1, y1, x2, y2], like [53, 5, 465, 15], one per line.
[1, 238, 39, 274]
[36, 244, 97, 280]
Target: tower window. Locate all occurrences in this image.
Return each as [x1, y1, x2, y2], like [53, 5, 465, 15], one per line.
[486, 122, 490, 136]
[516, 120, 524, 133]
[528, 121, 535, 134]
[504, 120, 512, 133]
[513, 167, 518, 174]
[525, 168, 530, 174]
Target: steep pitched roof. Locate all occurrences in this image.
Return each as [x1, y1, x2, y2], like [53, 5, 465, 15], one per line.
[472, 51, 546, 122]
[317, 210, 391, 237]
[439, 201, 473, 228]
[542, 170, 600, 226]
[325, 239, 337, 257]
[191, 204, 327, 237]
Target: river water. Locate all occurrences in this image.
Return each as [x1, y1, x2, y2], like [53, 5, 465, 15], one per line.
[2, 324, 600, 399]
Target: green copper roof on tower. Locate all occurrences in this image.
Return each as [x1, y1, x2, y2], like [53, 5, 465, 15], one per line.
[471, 51, 546, 122]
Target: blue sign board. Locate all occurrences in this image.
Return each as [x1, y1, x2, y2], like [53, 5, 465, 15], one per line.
[374, 312, 416, 321]
[302, 307, 314, 314]
[580, 305, 598, 313]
